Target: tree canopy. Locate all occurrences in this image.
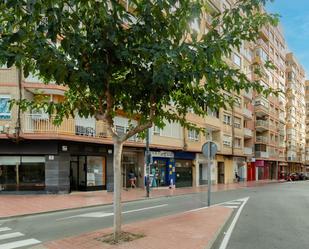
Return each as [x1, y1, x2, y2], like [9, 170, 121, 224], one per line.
[0, 0, 277, 139]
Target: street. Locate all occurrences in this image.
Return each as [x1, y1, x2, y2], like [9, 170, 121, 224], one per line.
[0, 181, 309, 248]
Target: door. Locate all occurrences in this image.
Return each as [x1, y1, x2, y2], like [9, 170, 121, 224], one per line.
[70, 161, 78, 191]
[199, 164, 204, 185]
[176, 167, 192, 187]
[218, 162, 225, 184]
[154, 160, 168, 187]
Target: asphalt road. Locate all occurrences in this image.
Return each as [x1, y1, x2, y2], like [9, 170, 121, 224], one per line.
[211, 181, 309, 249]
[0, 181, 309, 249]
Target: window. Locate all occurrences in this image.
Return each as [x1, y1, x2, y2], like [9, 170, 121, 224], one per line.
[0, 95, 11, 120]
[234, 138, 242, 148]
[234, 117, 241, 129]
[207, 107, 219, 118]
[234, 97, 241, 108]
[223, 113, 232, 125]
[223, 135, 232, 147]
[188, 129, 199, 141]
[233, 53, 242, 67]
[115, 125, 125, 135]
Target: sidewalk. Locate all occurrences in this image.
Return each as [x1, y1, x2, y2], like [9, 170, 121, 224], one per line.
[34, 206, 233, 249]
[0, 180, 281, 218]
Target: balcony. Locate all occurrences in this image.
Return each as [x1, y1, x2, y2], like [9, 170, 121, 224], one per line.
[244, 147, 253, 155]
[243, 108, 253, 120]
[255, 151, 269, 158]
[259, 26, 269, 41]
[257, 39, 269, 52]
[23, 114, 110, 139]
[256, 136, 268, 144]
[256, 120, 269, 131]
[244, 128, 253, 138]
[243, 90, 253, 100]
[255, 103, 269, 117]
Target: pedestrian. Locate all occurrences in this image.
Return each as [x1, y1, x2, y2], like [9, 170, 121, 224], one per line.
[128, 170, 136, 188]
[235, 171, 240, 182]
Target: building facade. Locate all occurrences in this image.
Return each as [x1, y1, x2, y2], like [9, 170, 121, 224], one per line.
[285, 53, 306, 173]
[0, 0, 307, 193]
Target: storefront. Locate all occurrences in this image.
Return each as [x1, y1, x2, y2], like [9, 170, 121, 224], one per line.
[0, 156, 45, 191]
[150, 151, 175, 187]
[254, 160, 269, 180]
[122, 149, 144, 188]
[278, 162, 288, 180]
[70, 155, 107, 191]
[174, 152, 195, 188]
[0, 140, 113, 193]
[233, 157, 247, 181]
[196, 153, 217, 186]
[247, 161, 256, 181]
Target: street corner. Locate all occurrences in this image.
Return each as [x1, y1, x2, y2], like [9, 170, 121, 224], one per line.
[39, 205, 234, 249]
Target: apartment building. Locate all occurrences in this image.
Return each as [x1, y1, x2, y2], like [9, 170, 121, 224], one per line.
[250, 23, 289, 181]
[305, 80, 309, 168]
[285, 53, 306, 173]
[0, 0, 307, 193]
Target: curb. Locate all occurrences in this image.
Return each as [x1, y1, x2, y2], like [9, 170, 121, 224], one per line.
[205, 206, 234, 249]
[0, 180, 283, 220]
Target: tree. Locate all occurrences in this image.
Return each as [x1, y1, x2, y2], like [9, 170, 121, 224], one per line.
[0, 0, 277, 241]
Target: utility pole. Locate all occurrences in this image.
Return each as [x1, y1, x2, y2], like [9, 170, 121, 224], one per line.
[145, 128, 150, 197]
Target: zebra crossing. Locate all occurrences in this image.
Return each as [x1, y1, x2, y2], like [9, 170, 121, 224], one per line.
[220, 199, 246, 209]
[0, 225, 41, 249]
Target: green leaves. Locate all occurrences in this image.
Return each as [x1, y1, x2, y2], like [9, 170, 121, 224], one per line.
[0, 0, 278, 136]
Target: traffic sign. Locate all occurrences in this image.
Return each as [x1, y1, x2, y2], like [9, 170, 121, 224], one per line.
[202, 141, 218, 158]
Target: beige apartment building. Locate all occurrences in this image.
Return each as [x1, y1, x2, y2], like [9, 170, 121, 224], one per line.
[285, 53, 306, 173]
[0, 0, 307, 193]
[251, 24, 288, 181]
[305, 80, 309, 168]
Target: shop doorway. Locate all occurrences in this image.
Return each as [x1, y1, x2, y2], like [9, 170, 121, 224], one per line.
[199, 164, 207, 185]
[175, 160, 192, 187]
[70, 161, 79, 191]
[218, 162, 225, 184]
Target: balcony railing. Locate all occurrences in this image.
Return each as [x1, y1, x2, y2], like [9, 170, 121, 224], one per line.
[255, 151, 269, 158]
[23, 114, 110, 138]
[256, 136, 268, 143]
[256, 120, 269, 128]
[243, 108, 253, 119]
[244, 128, 253, 138]
[23, 114, 146, 142]
[244, 147, 253, 155]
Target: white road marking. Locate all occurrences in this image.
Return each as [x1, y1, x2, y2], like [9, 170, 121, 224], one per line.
[0, 228, 11, 233]
[0, 238, 41, 249]
[222, 205, 239, 209]
[0, 232, 23, 241]
[186, 197, 245, 213]
[218, 197, 250, 249]
[223, 202, 242, 205]
[58, 204, 168, 220]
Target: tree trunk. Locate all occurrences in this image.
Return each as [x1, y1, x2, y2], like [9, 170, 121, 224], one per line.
[113, 140, 123, 241]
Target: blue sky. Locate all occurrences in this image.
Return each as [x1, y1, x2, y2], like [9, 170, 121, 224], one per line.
[267, 0, 309, 76]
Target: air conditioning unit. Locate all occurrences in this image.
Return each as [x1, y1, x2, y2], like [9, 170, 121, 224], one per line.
[31, 109, 49, 120]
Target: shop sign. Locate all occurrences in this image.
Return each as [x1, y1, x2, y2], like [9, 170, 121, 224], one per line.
[150, 151, 174, 158]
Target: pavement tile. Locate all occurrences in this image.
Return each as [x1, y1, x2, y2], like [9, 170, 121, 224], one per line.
[40, 206, 232, 249]
[0, 180, 281, 218]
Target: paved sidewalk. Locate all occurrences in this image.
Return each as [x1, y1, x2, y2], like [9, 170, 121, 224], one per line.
[0, 180, 281, 218]
[34, 206, 232, 249]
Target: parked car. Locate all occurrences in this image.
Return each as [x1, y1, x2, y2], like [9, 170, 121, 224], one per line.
[298, 173, 309, 180]
[286, 173, 299, 181]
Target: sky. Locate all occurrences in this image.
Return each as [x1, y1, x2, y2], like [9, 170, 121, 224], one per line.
[267, 0, 309, 76]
